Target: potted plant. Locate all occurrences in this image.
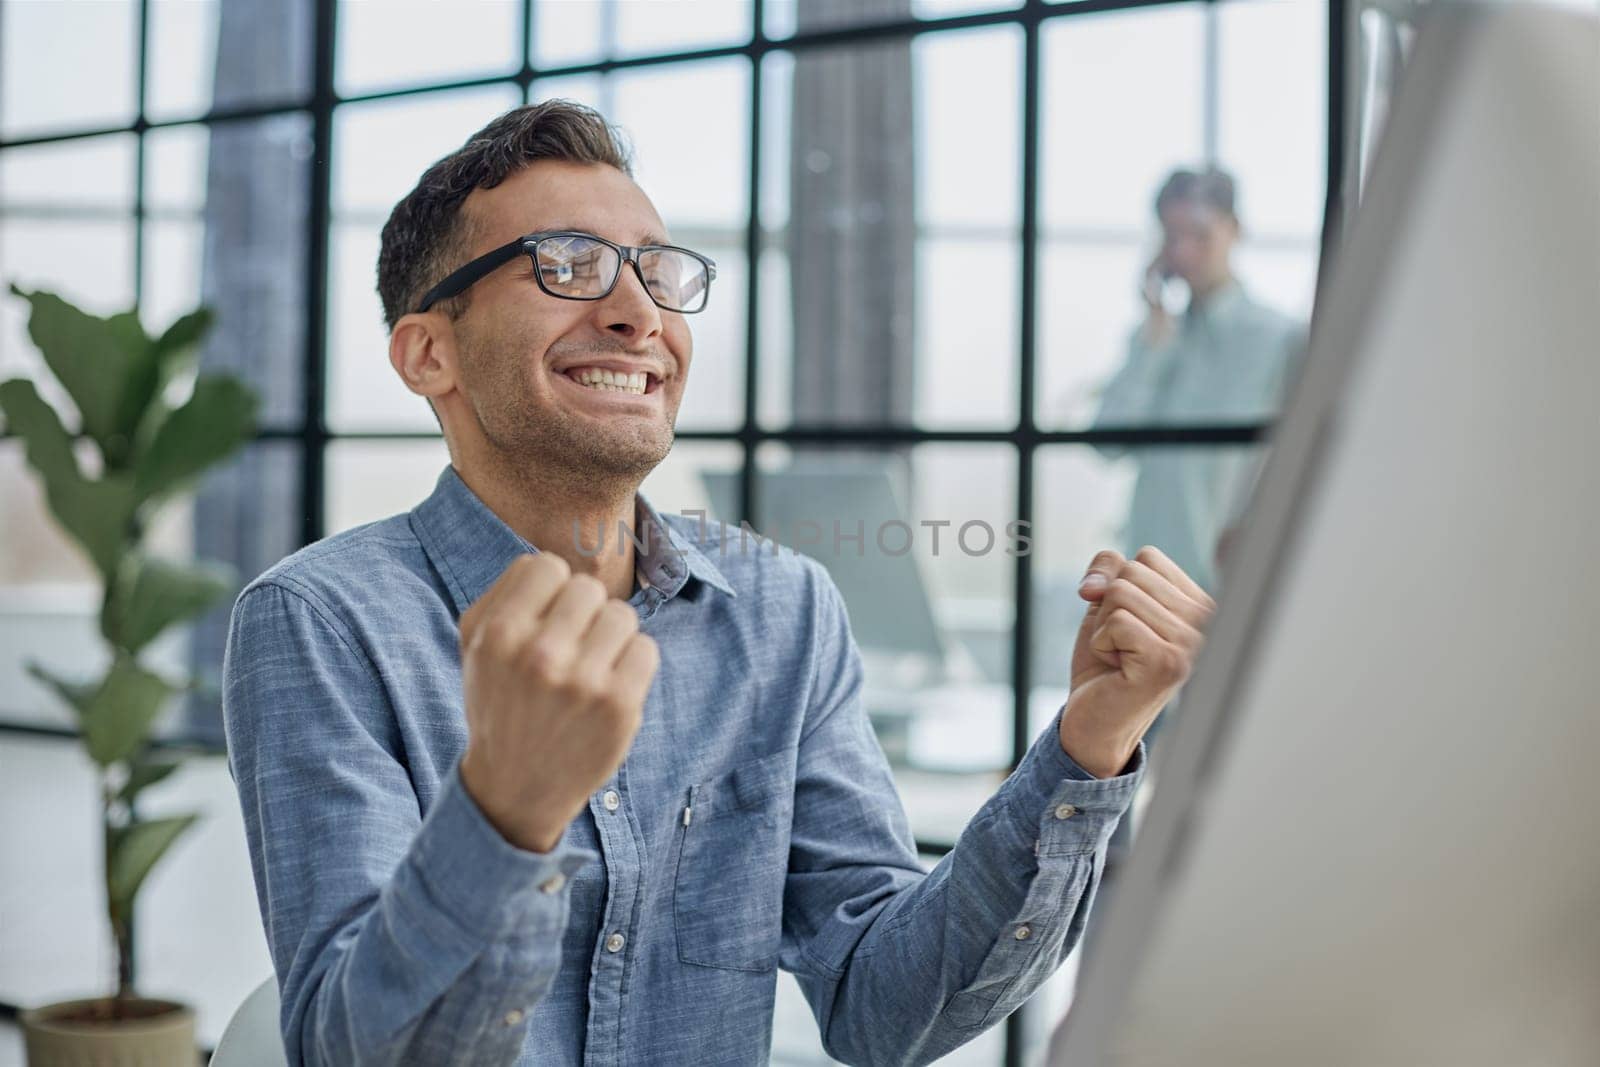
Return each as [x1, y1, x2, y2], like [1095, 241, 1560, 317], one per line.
[0, 284, 258, 1067]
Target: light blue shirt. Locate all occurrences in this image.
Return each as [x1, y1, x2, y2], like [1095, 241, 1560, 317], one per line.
[1093, 280, 1305, 592]
[221, 464, 1143, 1066]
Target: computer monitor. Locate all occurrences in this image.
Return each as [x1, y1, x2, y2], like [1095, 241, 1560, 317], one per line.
[1048, 4, 1600, 1064]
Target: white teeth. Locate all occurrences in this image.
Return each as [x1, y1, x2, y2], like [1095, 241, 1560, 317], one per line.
[570, 367, 648, 395]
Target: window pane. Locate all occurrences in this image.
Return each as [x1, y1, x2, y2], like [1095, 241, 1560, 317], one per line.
[1040, 6, 1205, 234]
[143, 124, 210, 214]
[0, 0, 137, 138]
[610, 60, 749, 230]
[332, 86, 523, 218]
[534, 0, 752, 67]
[326, 86, 522, 431]
[637, 440, 744, 521]
[760, 29, 1021, 429]
[612, 0, 750, 58]
[1035, 241, 1147, 429]
[145, 0, 313, 122]
[532, 0, 607, 69]
[338, 0, 520, 97]
[327, 219, 437, 432]
[0, 134, 137, 211]
[1218, 0, 1327, 239]
[326, 438, 453, 534]
[765, 0, 1022, 39]
[749, 444, 1017, 846]
[143, 116, 315, 427]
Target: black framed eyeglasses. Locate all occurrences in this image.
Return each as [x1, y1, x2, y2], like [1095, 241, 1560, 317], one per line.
[415, 230, 717, 315]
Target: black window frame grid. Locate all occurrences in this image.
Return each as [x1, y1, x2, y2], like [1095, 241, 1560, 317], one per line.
[0, 1, 1350, 1058]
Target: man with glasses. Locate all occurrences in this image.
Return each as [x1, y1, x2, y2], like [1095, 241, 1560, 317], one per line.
[221, 100, 1214, 1066]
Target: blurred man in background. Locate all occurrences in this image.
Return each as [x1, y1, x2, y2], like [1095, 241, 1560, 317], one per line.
[1092, 166, 1304, 597]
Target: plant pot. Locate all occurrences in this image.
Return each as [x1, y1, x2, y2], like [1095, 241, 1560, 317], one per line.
[19, 996, 197, 1067]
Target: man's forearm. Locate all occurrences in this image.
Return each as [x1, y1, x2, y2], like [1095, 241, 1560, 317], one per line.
[281, 761, 597, 1066]
[814, 711, 1143, 1066]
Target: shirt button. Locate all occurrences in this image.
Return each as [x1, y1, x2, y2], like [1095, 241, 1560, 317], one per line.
[1014, 925, 1032, 941]
[606, 932, 626, 953]
[603, 790, 620, 812]
[1054, 803, 1078, 820]
[502, 1008, 525, 1026]
[538, 872, 566, 894]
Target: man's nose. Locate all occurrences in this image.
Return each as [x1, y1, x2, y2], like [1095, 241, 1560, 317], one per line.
[595, 260, 664, 340]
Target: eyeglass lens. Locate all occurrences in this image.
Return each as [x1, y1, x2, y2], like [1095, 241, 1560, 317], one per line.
[533, 235, 708, 312]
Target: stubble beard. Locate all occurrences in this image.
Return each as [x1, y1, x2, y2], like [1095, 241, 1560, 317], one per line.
[466, 331, 677, 498]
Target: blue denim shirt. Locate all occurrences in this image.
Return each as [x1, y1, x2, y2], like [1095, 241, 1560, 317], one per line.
[221, 464, 1143, 1066]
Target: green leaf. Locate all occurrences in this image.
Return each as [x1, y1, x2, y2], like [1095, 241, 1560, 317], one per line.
[80, 655, 177, 767]
[133, 375, 257, 505]
[7, 285, 144, 451]
[106, 311, 160, 468]
[123, 308, 214, 463]
[116, 755, 185, 805]
[108, 814, 198, 915]
[25, 660, 98, 719]
[106, 553, 234, 655]
[0, 378, 137, 576]
[151, 308, 214, 368]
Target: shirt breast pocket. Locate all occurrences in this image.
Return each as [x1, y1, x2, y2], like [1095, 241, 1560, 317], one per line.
[672, 747, 795, 973]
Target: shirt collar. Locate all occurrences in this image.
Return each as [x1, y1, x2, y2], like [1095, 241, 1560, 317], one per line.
[410, 464, 735, 615]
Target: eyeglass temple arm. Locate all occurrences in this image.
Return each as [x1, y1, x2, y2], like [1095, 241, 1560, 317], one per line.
[414, 237, 527, 314]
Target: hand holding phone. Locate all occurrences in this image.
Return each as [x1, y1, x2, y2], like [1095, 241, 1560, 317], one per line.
[1142, 253, 1171, 310]
[1140, 251, 1180, 346]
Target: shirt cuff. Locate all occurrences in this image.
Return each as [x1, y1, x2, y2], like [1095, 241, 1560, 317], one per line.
[1002, 704, 1145, 855]
[403, 757, 600, 943]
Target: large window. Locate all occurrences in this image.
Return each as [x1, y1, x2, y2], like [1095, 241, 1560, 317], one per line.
[0, 1, 1336, 1061]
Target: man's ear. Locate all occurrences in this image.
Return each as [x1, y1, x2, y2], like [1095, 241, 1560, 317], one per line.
[389, 311, 461, 404]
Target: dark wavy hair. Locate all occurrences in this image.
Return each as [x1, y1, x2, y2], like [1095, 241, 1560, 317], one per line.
[376, 100, 634, 333]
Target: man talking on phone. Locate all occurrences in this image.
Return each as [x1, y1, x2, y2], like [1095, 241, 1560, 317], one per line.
[221, 101, 1215, 1066]
[1091, 167, 1305, 597]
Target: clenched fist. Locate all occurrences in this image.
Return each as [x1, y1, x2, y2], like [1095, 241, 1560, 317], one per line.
[457, 552, 660, 853]
[1059, 545, 1216, 778]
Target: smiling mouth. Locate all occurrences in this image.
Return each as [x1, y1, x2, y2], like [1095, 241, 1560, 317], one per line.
[560, 365, 663, 397]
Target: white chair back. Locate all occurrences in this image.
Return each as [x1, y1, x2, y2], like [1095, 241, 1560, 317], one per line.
[209, 976, 287, 1067]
